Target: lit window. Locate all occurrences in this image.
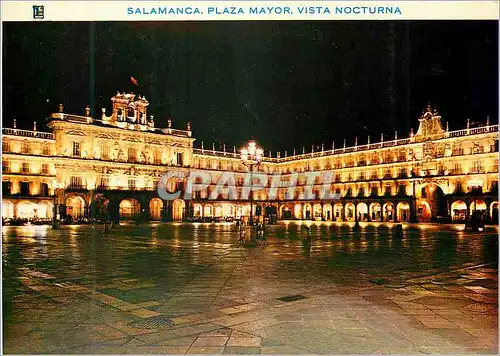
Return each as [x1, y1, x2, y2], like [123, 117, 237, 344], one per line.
[70, 176, 82, 188]
[72, 142, 81, 157]
[22, 142, 30, 154]
[128, 147, 136, 162]
[100, 145, 109, 160]
[22, 162, 30, 174]
[2, 141, 10, 152]
[128, 179, 136, 190]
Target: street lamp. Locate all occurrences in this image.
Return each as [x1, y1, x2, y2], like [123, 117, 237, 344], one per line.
[240, 141, 263, 232]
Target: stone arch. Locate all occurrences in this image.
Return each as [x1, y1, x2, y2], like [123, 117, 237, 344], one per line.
[490, 201, 499, 223]
[469, 200, 487, 216]
[2, 200, 15, 219]
[222, 203, 235, 217]
[193, 203, 203, 218]
[303, 204, 312, 220]
[66, 195, 86, 219]
[172, 199, 185, 221]
[322, 203, 332, 221]
[417, 201, 432, 222]
[280, 204, 293, 219]
[397, 202, 410, 222]
[345, 202, 355, 221]
[149, 198, 163, 221]
[383, 202, 395, 221]
[357, 202, 368, 221]
[16, 201, 36, 219]
[450, 200, 467, 221]
[119, 197, 140, 220]
[419, 182, 446, 218]
[313, 203, 322, 220]
[213, 204, 223, 218]
[333, 203, 343, 221]
[203, 204, 213, 217]
[294, 204, 302, 220]
[369, 202, 381, 221]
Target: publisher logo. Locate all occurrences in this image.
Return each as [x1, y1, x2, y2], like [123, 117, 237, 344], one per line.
[32, 5, 44, 19]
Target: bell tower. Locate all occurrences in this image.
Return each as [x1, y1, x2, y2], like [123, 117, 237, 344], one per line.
[415, 104, 445, 141]
[110, 92, 150, 126]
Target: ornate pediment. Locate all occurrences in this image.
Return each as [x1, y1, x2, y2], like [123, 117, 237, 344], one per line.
[96, 134, 114, 139]
[415, 104, 445, 141]
[124, 137, 141, 143]
[66, 130, 86, 136]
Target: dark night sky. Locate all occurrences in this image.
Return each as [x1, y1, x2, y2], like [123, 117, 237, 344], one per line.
[2, 21, 498, 153]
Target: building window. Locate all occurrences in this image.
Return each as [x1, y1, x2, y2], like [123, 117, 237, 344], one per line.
[21, 162, 30, 174]
[154, 150, 161, 165]
[100, 145, 109, 160]
[40, 183, 49, 196]
[3, 141, 10, 152]
[371, 187, 378, 196]
[2, 181, 11, 195]
[42, 144, 49, 155]
[22, 142, 30, 154]
[98, 177, 109, 189]
[491, 140, 499, 153]
[472, 161, 483, 173]
[128, 179, 136, 190]
[384, 186, 392, 196]
[41, 164, 49, 175]
[128, 147, 136, 162]
[72, 142, 81, 157]
[398, 185, 406, 196]
[70, 176, 82, 188]
[357, 187, 365, 197]
[20, 182, 30, 196]
[2, 160, 9, 173]
[421, 187, 427, 198]
[176, 152, 184, 166]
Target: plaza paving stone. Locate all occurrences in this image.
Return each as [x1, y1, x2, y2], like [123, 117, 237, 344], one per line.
[2, 221, 498, 354]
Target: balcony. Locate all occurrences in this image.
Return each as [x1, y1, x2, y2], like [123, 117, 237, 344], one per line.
[67, 185, 87, 191]
[2, 128, 54, 140]
[469, 168, 485, 174]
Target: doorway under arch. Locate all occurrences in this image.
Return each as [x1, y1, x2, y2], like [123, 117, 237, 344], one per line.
[417, 201, 432, 222]
[172, 199, 185, 221]
[383, 202, 395, 221]
[66, 196, 86, 219]
[369, 202, 381, 221]
[119, 198, 140, 220]
[450, 200, 467, 221]
[149, 198, 163, 220]
[303, 204, 312, 220]
[357, 203, 368, 221]
[420, 183, 446, 219]
[345, 203, 355, 221]
[293, 204, 302, 219]
[397, 202, 410, 222]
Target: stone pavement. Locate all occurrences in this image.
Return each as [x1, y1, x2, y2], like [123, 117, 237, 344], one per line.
[2, 222, 498, 354]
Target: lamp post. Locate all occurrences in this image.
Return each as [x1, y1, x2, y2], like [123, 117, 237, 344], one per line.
[52, 179, 60, 229]
[240, 141, 263, 238]
[410, 169, 418, 223]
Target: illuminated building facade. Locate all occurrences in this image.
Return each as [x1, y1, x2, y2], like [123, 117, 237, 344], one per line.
[2, 93, 499, 224]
